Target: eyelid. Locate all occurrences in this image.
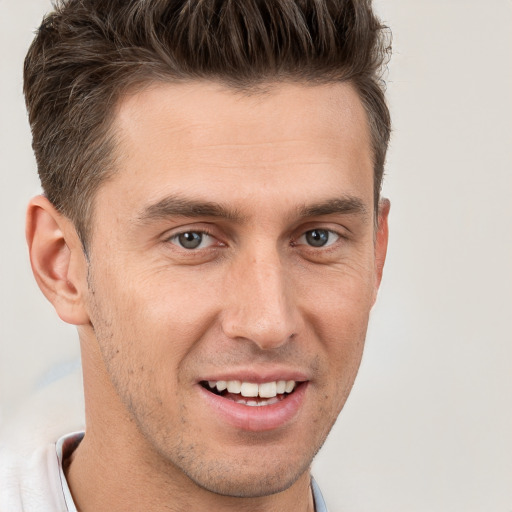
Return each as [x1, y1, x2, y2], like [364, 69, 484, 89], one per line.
[168, 231, 214, 250]
[163, 224, 227, 251]
[295, 228, 341, 248]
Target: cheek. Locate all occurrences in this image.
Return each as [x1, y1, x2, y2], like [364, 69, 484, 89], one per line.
[91, 268, 220, 372]
[299, 267, 372, 398]
[299, 261, 375, 335]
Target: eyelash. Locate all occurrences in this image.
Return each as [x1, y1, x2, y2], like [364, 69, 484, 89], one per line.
[166, 227, 344, 251]
[294, 229, 341, 249]
[167, 228, 220, 250]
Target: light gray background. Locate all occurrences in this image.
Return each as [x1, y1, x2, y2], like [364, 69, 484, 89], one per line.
[1, 1, 511, 510]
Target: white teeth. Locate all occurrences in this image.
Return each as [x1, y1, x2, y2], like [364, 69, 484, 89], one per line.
[285, 380, 296, 393]
[216, 380, 227, 391]
[227, 380, 241, 393]
[209, 379, 298, 398]
[259, 381, 277, 398]
[235, 397, 281, 406]
[276, 380, 286, 394]
[240, 382, 259, 397]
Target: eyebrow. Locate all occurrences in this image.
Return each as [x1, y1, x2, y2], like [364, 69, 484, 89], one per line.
[297, 196, 369, 221]
[137, 194, 369, 225]
[137, 195, 245, 223]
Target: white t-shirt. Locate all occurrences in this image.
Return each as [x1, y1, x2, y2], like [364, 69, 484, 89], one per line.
[0, 433, 78, 512]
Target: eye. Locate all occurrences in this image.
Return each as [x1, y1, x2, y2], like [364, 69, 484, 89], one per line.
[297, 229, 340, 248]
[169, 231, 215, 250]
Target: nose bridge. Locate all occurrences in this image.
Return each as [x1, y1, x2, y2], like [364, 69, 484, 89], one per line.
[222, 242, 298, 349]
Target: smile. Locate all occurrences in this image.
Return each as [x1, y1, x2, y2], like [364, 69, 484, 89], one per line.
[201, 380, 297, 407]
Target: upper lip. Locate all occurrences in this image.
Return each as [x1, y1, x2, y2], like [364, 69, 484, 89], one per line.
[197, 367, 310, 384]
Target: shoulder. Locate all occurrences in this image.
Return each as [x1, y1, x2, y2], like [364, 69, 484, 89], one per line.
[0, 369, 85, 511]
[0, 439, 67, 512]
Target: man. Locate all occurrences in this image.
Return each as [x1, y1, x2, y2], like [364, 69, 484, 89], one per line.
[1, 0, 391, 510]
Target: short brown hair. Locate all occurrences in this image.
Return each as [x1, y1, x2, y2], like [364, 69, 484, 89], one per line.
[24, 0, 391, 248]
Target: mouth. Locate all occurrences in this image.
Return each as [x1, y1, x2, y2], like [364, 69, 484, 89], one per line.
[200, 379, 299, 407]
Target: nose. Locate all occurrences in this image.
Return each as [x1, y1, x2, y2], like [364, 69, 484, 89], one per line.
[221, 247, 300, 350]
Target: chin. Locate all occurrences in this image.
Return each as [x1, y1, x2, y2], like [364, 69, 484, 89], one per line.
[186, 460, 311, 499]
[157, 434, 315, 499]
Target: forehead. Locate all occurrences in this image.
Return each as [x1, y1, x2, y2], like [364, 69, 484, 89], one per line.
[99, 80, 373, 221]
[114, 80, 370, 160]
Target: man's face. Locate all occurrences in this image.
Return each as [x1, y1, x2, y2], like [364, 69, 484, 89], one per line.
[80, 81, 388, 497]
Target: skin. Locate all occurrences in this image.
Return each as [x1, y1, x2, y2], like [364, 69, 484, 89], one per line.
[26, 81, 389, 512]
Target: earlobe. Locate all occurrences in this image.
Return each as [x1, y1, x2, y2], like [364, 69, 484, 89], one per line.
[372, 198, 390, 304]
[26, 196, 90, 325]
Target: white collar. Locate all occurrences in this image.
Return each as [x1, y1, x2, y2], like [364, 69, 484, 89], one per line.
[55, 431, 83, 512]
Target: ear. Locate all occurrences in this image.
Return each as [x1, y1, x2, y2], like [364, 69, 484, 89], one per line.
[26, 196, 90, 325]
[372, 198, 390, 304]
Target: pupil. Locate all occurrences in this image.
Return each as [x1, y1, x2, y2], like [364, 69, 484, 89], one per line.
[306, 229, 329, 247]
[179, 232, 202, 249]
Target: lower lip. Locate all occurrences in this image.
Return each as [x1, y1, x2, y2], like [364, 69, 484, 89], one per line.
[198, 383, 308, 432]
